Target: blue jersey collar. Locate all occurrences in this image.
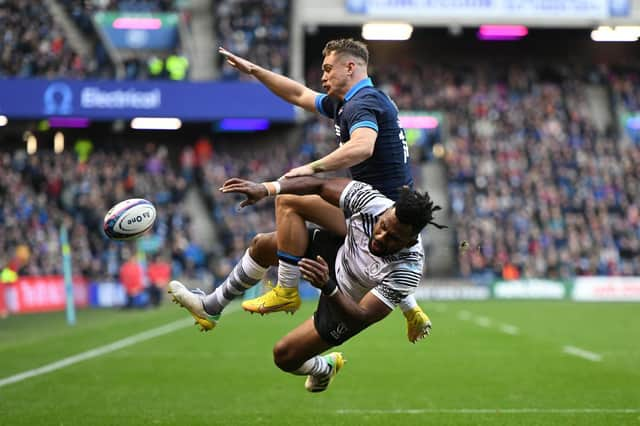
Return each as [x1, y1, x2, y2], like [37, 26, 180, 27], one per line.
[344, 77, 373, 101]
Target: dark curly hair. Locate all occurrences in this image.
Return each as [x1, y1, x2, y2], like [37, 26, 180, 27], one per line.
[322, 38, 369, 65]
[395, 186, 447, 234]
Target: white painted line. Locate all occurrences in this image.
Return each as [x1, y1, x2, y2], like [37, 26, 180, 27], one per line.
[475, 316, 491, 328]
[457, 310, 472, 320]
[0, 318, 191, 388]
[563, 346, 602, 362]
[0, 305, 239, 388]
[499, 324, 520, 335]
[457, 312, 520, 336]
[336, 408, 640, 414]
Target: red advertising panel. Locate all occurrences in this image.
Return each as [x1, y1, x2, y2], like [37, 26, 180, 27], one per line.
[6, 276, 88, 314]
[0, 285, 7, 317]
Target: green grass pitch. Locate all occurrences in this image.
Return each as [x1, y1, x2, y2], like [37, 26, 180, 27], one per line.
[0, 300, 639, 425]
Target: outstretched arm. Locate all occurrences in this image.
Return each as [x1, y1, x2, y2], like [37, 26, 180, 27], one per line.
[220, 176, 351, 208]
[283, 127, 377, 178]
[219, 47, 319, 112]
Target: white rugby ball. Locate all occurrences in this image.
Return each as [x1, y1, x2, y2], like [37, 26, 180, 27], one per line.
[103, 198, 156, 241]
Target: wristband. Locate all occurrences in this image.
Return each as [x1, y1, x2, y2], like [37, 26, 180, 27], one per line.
[262, 181, 281, 196]
[322, 278, 338, 296]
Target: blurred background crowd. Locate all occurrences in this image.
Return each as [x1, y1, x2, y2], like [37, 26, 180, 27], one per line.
[1, 0, 639, 307]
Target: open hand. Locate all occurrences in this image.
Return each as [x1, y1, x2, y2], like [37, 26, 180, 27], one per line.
[282, 164, 314, 179]
[218, 47, 256, 75]
[219, 178, 268, 208]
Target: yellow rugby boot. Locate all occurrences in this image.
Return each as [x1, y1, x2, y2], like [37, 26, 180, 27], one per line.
[241, 283, 301, 315]
[404, 306, 432, 343]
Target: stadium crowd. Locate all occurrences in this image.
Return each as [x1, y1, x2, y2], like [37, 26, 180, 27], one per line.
[610, 67, 640, 114]
[2, 62, 639, 287]
[193, 129, 336, 284]
[0, 142, 205, 287]
[216, 0, 289, 80]
[0, 0, 89, 78]
[384, 63, 639, 281]
[306, 60, 640, 281]
[2, 0, 639, 285]
[1, 0, 290, 81]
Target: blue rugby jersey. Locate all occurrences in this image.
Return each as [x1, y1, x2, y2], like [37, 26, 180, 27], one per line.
[314, 77, 413, 201]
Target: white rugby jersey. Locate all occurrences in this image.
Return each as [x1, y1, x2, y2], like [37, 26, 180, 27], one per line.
[335, 181, 424, 308]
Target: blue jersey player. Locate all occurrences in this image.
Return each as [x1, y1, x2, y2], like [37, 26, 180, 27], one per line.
[313, 72, 412, 201]
[218, 39, 432, 343]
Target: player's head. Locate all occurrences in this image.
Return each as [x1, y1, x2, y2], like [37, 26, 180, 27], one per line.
[321, 38, 369, 99]
[369, 187, 446, 257]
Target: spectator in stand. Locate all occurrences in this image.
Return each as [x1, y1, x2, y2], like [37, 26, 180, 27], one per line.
[119, 251, 145, 309]
[305, 59, 640, 281]
[147, 252, 172, 307]
[0, 0, 89, 78]
[0, 142, 204, 289]
[216, 0, 289, 81]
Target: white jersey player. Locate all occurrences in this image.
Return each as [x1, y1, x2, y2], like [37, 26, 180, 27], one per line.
[336, 180, 424, 308]
[169, 175, 446, 393]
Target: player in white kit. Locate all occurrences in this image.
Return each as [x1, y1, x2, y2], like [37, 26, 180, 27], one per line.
[169, 175, 445, 392]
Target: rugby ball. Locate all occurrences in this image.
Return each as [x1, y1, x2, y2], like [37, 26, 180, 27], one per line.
[103, 198, 156, 241]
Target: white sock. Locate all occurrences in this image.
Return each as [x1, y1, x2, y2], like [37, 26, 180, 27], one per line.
[203, 249, 267, 314]
[291, 355, 331, 377]
[398, 294, 418, 313]
[277, 259, 300, 289]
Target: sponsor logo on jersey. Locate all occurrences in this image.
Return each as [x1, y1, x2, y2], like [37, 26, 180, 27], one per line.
[367, 262, 382, 276]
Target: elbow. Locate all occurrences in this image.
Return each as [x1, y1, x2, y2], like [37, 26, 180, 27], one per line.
[350, 145, 374, 165]
[363, 144, 375, 159]
[357, 311, 372, 325]
[357, 140, 375, 160]
[342, 303, 370, 324]
[329, 291, 375, 324]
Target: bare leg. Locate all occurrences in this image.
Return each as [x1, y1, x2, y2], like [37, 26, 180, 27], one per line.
[248, 232, 279, 267]
[275, 195, 347, 287]
[276, 194, 347, 240]
[273, 318, 346, 392]
[272, 318, 333, 372]
[241, 195, 348, 311]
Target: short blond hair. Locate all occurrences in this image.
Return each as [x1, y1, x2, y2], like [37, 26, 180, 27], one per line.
[322, 38, 369, 65]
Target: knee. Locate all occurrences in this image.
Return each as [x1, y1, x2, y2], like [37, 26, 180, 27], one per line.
[275, 194, 298, 214]
[250, 232, 269, 252]
[272, 339, 300, 372]
[249, 232, 277, 267]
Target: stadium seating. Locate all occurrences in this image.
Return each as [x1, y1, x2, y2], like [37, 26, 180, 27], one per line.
[216, 0, 290, 80]
[2, 0, 639, 283]
[1, 0, 290, 81]
[0, 1, 88, 78]
[0, 143, 207, 283]
[307, 61, 640, 281]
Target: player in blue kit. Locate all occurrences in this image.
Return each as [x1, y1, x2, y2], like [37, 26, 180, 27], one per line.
[220, 39, 411, 199]
[218, 39, 431, 342]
